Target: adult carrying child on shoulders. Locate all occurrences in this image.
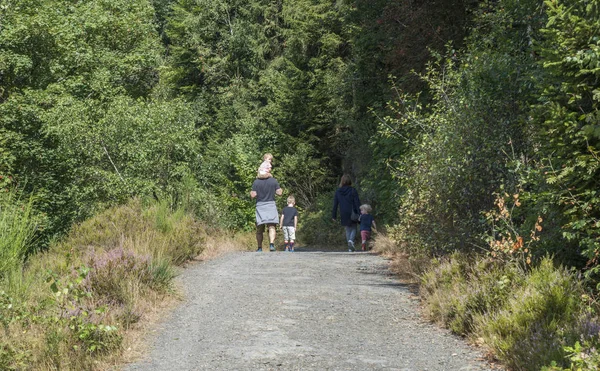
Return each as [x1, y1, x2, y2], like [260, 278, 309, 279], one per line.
[250, 153, 282, 252]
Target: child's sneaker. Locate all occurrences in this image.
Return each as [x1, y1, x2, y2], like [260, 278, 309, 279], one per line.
[269, 243, 276, 252]
[361, 243, 366, 251]
[348, 240, 355, 252]
[256, 247, 262, 252]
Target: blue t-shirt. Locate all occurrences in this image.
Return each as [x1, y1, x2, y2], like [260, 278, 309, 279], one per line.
[359, 214, 374, 231]
[281, 206, 298, 227]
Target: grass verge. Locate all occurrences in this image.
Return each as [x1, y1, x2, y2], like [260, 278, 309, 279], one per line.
[0, 198, 249, 370]
[374, 234, 600, 370]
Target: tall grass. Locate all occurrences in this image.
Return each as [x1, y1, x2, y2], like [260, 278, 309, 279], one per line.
[0, 190, 38, 280]
[371, 232, 431, 282]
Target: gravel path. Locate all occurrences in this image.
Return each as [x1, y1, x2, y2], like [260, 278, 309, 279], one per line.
[125, 249, 495, 371]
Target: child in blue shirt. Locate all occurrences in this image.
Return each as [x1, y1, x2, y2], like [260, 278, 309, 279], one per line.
[279, 195, 299, 252]
[359, 204, 377, 251]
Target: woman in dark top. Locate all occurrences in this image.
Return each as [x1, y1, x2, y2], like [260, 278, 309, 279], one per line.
[331, 174, 361, 251]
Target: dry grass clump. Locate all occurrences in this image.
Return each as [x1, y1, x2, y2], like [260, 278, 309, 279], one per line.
[199, 231, 255, 260]
[371, 234, 430, 283]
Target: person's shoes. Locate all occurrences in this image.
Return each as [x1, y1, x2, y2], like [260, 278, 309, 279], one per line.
[348, 240, 355, 252]
[269, 244, 276, 252]
[361, 243, 366, 251]
[256, 247, 262, 252]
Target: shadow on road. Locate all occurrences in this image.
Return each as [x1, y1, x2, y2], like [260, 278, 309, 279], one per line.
[285, 245, 376, 253]
[277, 245, 421, 295]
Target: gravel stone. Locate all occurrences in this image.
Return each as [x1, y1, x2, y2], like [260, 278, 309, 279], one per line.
[125, 250, 497, 371]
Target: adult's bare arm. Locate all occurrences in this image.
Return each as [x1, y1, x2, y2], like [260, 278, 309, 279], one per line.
[276, 188, 283, 196]
[250, 190, 257, 199]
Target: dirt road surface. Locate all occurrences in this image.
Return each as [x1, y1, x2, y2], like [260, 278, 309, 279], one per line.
[125, 249, 495, 371]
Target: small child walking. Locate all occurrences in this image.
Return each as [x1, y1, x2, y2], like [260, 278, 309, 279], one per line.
[280, 195, 299, 252]
[257, 153, 274, 179]
[359, 204, 377, 251]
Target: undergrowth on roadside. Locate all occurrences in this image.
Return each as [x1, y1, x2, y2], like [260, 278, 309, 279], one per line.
[476, 259, 589, 370]
[0, 198, 246, 370]
[371, 232, 430, 283]
[376, 226, 600, 370]
[415, 252, 599, 370]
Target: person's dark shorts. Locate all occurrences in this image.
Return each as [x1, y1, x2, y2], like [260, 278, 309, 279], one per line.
[256, 223, 277, 233]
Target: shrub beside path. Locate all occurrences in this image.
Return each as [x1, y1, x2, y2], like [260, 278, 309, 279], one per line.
[125, 249, 497, 370]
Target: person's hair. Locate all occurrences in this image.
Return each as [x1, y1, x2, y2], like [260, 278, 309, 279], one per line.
[263, 153, 273, 162]
[339, 174, 352, 187]
[360, 204, 372, 213]
[287, 195, 295, 204]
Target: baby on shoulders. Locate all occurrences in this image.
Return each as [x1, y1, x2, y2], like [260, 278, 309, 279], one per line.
[257, 153, 274, 179]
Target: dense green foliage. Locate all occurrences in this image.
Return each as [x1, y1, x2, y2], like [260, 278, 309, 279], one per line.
[370, 0, 599, 276]
[1, 0, 473, 238]
[0, 0, 172, 237]
[537, 0, 600, 275]
[371, 0, 546, 254]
